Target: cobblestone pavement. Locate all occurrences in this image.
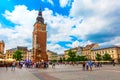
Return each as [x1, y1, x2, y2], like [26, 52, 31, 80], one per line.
[0, 64, 120, 80]
[0, 67, 40, 80]
[29, 64, 120, 80]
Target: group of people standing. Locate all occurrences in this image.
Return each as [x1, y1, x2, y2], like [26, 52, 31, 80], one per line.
[82, 61, 93, 71]
[4, 60, 105, 71]
[35, 61, 49, 69]
[4, 61, 16, 71]
[82, 61, 103, 71]
[4, 60, 56, 71]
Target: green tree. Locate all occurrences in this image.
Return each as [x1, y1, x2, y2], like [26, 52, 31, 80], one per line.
[58, 57, 63, 62]
[76, 55, 88, 61]
[95, 53, 102, 61]
[67, 50, 76, 62]
[13, 50, 23, 61]
[62, 57, 66, 62]
[52, 59, 57, 62]
[102, 53, 112, 61]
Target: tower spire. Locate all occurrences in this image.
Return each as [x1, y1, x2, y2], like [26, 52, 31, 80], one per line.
[40, 5, 42, 12]
[38, 5, 42, 17]
[36, 5, 44, 24]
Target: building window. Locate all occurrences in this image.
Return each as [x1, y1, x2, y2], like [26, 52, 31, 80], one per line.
[112, 51, 114, 53]
[111, 54, 114, 58]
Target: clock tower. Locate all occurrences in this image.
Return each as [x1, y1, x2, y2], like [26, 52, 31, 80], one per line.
[32, 7, 48, 62]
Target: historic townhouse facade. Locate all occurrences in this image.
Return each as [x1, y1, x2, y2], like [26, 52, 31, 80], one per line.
[27, 49, 33, 61]
[5, 48, 16, 60]
[47, 50, 58, 61]
[64, 47, 83, 60]
[91, 46, 120, 63]
[64, 43, 120, 63]
[17, 46, 28, 60]
[82, 44, 99, 59]
[5, 46, 28, 60]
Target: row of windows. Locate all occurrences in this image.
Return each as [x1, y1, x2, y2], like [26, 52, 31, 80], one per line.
[93, 50, 114, 54]
[6, 57, 27, 59]
[6, 54, 13, 56]
[6, 51, 27, 53]
[89, 53, 115, 59]
[6, 54, 28, 56]
[6, 57, 25, 59]
[84, 50, 114, 55]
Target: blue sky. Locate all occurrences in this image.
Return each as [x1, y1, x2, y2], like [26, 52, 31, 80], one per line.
[0, 0, 120, 54]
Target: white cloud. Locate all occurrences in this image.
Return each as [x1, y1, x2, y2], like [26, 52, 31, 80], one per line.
[43, 8, 80, 42]
[70, 0, 120, 17]
[41, 0, 120, 53]
[59, 0, 69, 7]
[2, 5, 37, 50]
[41, 1, 114, 53]
[3, 5, 37, 26]
[100, 36, 120, 47]
[111, 37, 120, 46]
[2, 0, 120, 54]
[47, 43, 66, 54]
[71, 16, 108, 39]
[69, 0, 120, 39]
[48, 0, 54, 5]
[41, 0, 54, 5]
[2, 5, 76, 54]
[71, 40, 80, 48]
[59, 0, 72, 7]
[66, 40, 93, 48]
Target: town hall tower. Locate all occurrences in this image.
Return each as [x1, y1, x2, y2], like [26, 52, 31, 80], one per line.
[32, 7, 48, 62]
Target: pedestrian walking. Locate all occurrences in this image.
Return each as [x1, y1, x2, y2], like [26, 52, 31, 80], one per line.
[86, 62, 89, 71]
[4, 62, 8, 71]
[113, 61, 115, 66]
[52, 62, 55, 68]
[88, 60, 93, 71]
[82, 62, 86, 71]
[11, 61, 16, 71]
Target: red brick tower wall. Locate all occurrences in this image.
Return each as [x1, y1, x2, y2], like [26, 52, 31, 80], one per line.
[33, 23, 48, 62]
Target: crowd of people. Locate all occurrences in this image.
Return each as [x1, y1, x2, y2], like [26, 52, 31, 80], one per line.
[4, 60, 117, 71]
[17, 61, 50, 69]
[82, 61, 102, 71]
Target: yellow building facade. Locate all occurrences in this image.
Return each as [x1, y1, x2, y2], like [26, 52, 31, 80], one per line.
[27, 49, 33, 61]
[64, 47, 78, 60]
[82, 44, 99, 59]
[90, 46, 120, 63]
[5, 46, 28, 61]
[64, 43, 120, 63]
[5, 48, 16, 60]
[17, 46, 28, 60]
[47, 50, 58, 61]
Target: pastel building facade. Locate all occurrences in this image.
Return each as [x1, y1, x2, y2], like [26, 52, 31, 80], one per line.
[5, 46, 28, 60]
[64, 43, 120, 63]
[47, 50, 58, 61]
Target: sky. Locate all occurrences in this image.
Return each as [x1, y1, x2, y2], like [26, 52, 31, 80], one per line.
[0, 0, 120, 54]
